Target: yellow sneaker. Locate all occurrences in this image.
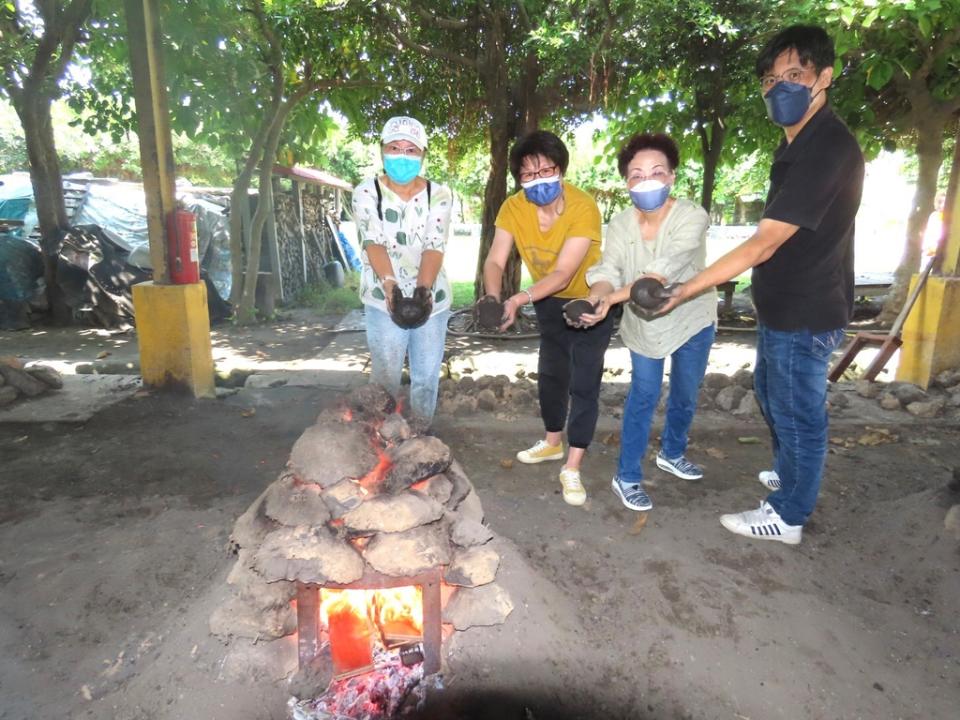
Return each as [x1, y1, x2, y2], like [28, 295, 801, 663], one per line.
[516, 439, 564, 464]
[559, 467, 587, 506]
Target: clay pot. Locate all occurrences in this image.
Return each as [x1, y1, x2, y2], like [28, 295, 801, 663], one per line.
[562, 298, 597, 324]
[475, 296, 504, 330]
[630, 277, 671, 310]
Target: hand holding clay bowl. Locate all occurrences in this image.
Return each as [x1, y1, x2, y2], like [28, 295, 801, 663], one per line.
[629, 277, 676, 313]
[390, 286, 431, 329]
[475, 295, 505, 331]
[562, 298, 599, 327]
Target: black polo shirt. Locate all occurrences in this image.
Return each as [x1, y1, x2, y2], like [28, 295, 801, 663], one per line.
[752, 104, 864, 332]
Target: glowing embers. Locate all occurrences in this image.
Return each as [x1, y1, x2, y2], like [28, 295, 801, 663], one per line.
[320, 586, 424, 678]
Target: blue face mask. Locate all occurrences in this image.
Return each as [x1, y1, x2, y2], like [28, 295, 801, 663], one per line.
[764, 81, 813, 127]
[383, 154, 422, 185]
[629, 179, 671, 212]
[521, 176, 563, 206]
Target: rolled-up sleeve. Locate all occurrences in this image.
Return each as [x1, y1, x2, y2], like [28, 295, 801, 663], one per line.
[586, 215, 629, 288]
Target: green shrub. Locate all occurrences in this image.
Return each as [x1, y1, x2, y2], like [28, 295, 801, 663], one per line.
[296, 271, 362, 314]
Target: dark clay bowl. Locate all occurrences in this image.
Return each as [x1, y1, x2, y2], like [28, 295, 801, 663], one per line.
[392, 297, 430, 329]
[630, 277, 670, 310]
[476, 296, 504, 330]
[563, 298, 598, 323]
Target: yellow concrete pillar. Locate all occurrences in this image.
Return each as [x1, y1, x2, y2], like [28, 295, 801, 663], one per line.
[896, 187, 960, 388]
[896, 276, 960, 388]
[133, 282, 215, 398]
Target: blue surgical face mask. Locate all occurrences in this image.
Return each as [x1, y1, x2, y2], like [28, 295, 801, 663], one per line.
[764, 81, 813, 127]
[521, 176, 563, 206]
[383, 154, 422, 185]
[629, 179, 671, 212]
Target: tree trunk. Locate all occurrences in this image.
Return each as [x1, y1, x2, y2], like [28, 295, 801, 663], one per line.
[878, 114, 947, 324]
[933, 119, 960, 275]
[698, 117, 725, 215]
[16, 94, 72, 323]
[474, 121, 522, 300]
[228, 109, 278, 306]
[236, 97, 299, 323]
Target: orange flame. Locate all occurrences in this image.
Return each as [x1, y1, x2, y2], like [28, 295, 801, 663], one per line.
[319, 587, 424, 675]
[358, 446, 393, 491]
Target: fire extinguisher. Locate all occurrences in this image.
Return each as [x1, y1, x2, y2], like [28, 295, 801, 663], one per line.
[166, 206, 200, 284]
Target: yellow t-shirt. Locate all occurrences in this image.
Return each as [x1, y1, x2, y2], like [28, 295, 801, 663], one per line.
[494, 182, 602, 299]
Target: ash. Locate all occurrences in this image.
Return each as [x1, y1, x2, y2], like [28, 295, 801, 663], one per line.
[288, 646, 428, 720]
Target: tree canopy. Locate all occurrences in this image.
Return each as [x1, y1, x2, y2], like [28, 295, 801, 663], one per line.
[2, 0, 958, 321]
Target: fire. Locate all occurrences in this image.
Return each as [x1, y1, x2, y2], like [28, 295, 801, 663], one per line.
[357, 446, 392, 491]
[320, 587, 424, 677]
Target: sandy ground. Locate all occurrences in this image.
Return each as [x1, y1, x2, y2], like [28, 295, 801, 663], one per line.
[1, 311, 958, 720]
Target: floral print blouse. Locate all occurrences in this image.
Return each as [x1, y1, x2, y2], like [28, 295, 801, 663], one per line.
[352, 176, 453, 315]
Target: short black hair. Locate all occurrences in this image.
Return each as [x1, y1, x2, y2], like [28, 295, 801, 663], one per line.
[616, 133, 680, 178]
[508, 130, 569, 182]
[756, 25, 835, 77]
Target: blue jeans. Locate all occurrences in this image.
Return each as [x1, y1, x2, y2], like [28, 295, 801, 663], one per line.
[754, 324, 846, 526]
[365, 306, 450, 422]
[617, 323, 715, 483]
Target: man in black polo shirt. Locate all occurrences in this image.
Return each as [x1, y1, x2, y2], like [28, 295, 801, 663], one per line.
[659, 25, 864, 544]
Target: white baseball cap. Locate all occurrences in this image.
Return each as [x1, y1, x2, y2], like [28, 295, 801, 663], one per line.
[381, 116, 427, 150]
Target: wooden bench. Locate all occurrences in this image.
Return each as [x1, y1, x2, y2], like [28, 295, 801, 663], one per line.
[717, 280, 737, 311]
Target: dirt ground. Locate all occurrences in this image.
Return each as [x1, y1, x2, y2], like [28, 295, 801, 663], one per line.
[1, 311, 959, 720]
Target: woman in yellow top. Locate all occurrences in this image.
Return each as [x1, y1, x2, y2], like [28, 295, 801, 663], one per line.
[482, 130, 616, 506]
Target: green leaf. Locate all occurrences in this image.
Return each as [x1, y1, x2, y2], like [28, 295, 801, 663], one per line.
[918, 15, 932, 38]
[866, 60, 894, 90]
[395, 231, 407, 245]
[372, 287, 384, 300]
[384, 208, 399, 223]
[434, 289, 446, 302]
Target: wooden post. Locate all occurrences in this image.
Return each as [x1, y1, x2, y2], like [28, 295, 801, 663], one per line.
[266, 178, 283, 302]
[124, 0, 175, 283]
[294, 180, 307, 284]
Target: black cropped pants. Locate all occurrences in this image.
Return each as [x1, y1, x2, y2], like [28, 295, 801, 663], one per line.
[533, 296, 616, 449]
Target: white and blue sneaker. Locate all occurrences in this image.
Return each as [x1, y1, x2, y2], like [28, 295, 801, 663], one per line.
[611, 476, 652, 511]
[655, 451, 703, 480]
[758, 470, 782, 490]
[720, 501, 802, 545]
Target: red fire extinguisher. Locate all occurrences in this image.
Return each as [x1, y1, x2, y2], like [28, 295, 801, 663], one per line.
[166, 206, 200, 284]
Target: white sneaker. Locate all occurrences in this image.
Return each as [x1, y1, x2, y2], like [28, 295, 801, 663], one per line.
[758, 470, 782, 490]
[516, 439, 564, 464]
[720, 501, 802, 545]
[559, 467, 587, 506]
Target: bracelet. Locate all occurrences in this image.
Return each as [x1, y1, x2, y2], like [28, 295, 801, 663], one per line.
[381, 274, 397, 284]
[523, 288, 535, 305]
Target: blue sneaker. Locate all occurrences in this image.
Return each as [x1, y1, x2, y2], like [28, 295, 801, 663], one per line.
[611, 476, 652, 511]
[656, 451, 703, 480]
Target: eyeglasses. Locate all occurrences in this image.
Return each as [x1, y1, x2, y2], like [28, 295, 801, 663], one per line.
[627, 170, 671, 185]
[518, 165, 559, 183]
[383, 144, 423, 157]
[759, 67, 808, 92]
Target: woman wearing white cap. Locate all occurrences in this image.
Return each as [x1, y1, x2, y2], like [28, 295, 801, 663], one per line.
[352, 116, 453, 426]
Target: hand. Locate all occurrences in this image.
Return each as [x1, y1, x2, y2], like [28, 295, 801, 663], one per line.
[475, 294, 504, 330]
[384, 279, 400, 311]
[562, 296, 599, 328]
[576, 295, 611, 327]
[413, 285, 433, 314]
[652, 283, 685, 316]
[498, 295, 522, 331]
